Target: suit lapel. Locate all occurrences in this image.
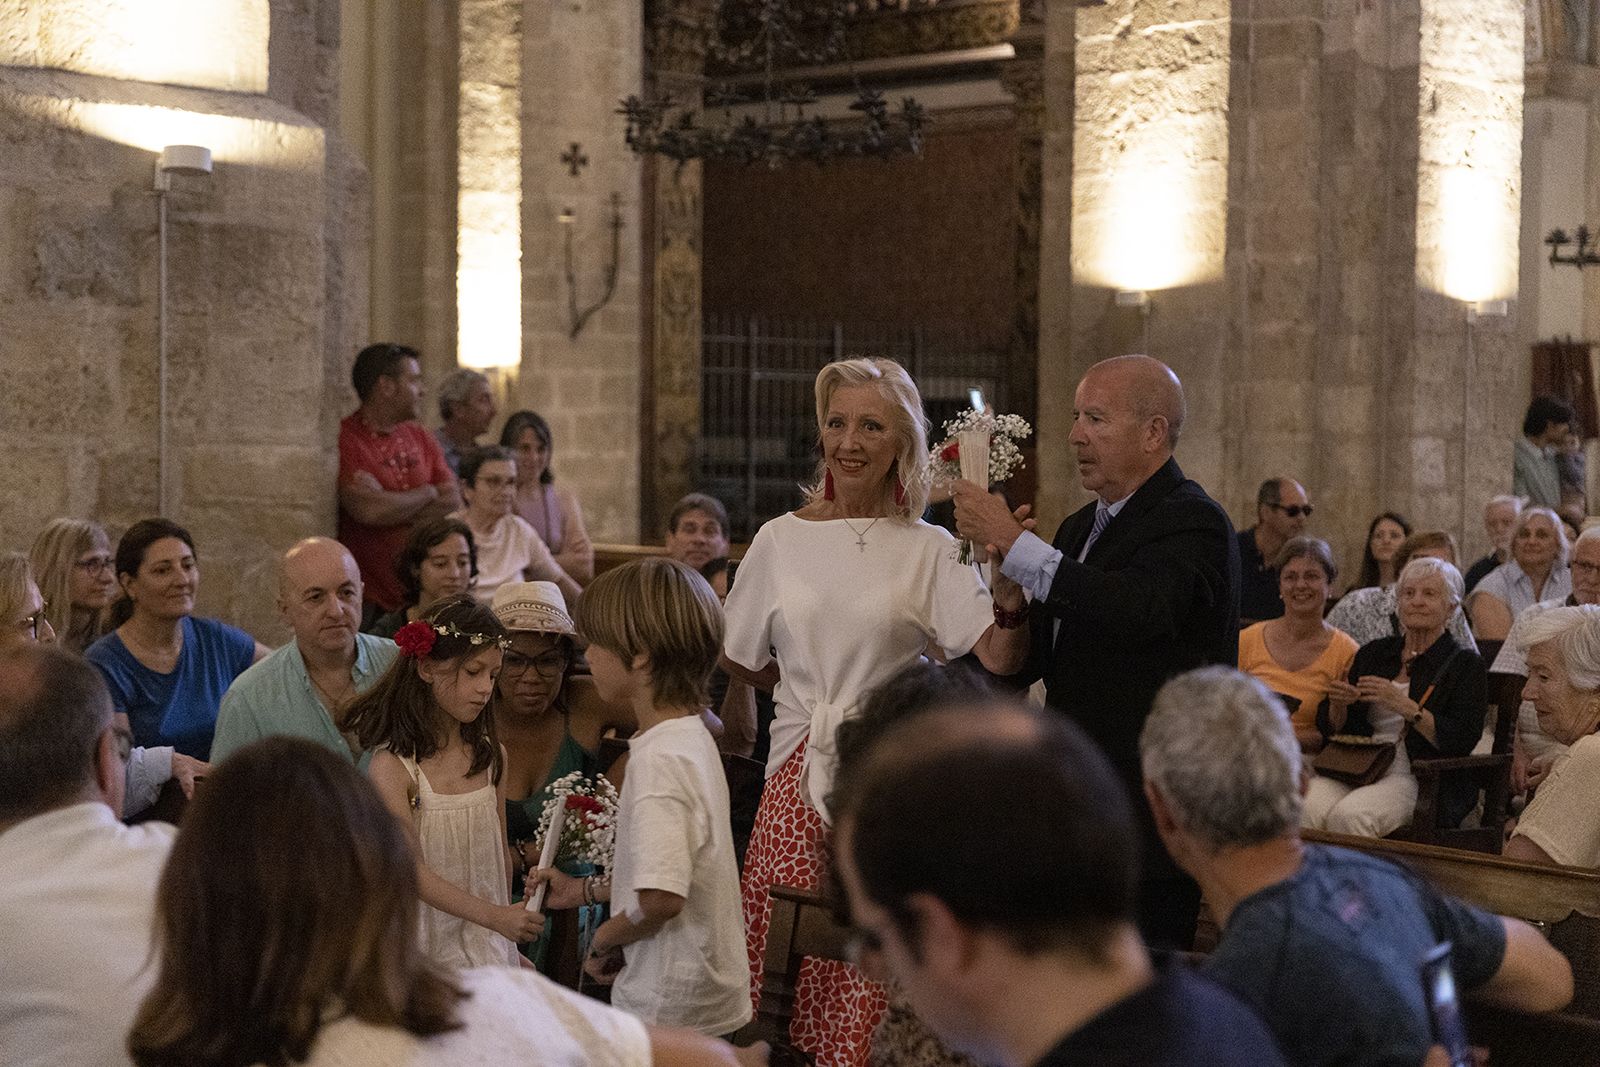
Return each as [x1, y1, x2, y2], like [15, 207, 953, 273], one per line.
[1082, 457, 1184, 564]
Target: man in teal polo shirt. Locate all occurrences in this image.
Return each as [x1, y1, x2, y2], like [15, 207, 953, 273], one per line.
[212, 538, 398, 766]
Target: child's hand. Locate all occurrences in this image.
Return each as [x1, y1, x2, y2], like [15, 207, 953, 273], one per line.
[583, 945, 624, 985]
[488, 903, 546, 944]
[527, 867, 585, 910]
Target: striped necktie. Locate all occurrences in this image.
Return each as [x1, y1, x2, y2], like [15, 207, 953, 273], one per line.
[1079, 502, 1112, 561]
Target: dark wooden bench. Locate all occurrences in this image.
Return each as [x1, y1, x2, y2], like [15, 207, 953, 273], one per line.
[733, 884, 852, 1059]
[592, 541, 747, 578]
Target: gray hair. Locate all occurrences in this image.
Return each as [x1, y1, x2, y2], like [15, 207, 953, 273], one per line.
[1397, 556, 1464, 608]
[437, 368, 489, 421]
[1517, 604, 1600, 691]
[1487, 494, 1523, 516]
[1140, 667, 1302, 851]
[1514, 506, 1571, 567]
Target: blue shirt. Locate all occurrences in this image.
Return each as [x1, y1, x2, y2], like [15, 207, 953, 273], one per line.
[1203, 844, 1506, 1067]
[85, 617, 256, 760]
[211, 633, 398, 768]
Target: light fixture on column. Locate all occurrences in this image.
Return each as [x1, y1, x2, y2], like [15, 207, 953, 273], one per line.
[1466, 299, 1509, 323]
[1116, 289, 1152, 353]
[563, 194, 624, 340]
[154, 144, 214, 518]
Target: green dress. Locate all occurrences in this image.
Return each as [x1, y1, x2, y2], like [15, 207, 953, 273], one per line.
[505, 732, 603, 970]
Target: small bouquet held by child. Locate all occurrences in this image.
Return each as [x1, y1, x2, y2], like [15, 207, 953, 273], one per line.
[525, 770, 618, 912]
[929, 408, 1033, 563]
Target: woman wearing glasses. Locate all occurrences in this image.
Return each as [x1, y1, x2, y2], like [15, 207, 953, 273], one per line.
[451, 446, 582, 606]
[30, 518, 117, 653]
[491, 581, 632, 969]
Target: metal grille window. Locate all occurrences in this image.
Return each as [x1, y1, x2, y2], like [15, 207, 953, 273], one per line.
[701, 313, 1009, 541]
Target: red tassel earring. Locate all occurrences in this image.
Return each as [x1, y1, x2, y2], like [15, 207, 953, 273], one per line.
[824, 468, 835, 501]
[894, 476, 908, 509]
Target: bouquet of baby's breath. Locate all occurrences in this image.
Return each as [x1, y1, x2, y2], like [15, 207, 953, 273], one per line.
[534, 771, 618, 869]
[929, 409, 1032, 563]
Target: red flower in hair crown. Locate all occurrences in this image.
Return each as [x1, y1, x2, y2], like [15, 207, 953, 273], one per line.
[394, 620, 438, 659]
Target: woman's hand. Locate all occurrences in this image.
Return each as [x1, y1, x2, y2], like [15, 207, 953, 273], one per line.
[990, 559, 1026, 612]
[1526, 752, 1558, 791]
[1356, 675, 1414, 715]
[526, 867, 586, 910]
[1326, 679, 1361, 705]
[170, 753, 209, 798]
[487, 902, 546, 943]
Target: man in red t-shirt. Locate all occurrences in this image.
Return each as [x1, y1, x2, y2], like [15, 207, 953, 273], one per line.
[337, 343, 462, 616]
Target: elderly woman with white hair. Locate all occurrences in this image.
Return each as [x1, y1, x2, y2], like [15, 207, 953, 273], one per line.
[1468, 506, 1571, 641]
[722, 356, 1028, 1065]
[1505, 605, 1600, 868]
[1304, 557, 1488, 837]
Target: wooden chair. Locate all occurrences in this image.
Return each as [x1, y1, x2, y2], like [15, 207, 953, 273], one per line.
[591, 541, 748, 578]
[1394, 671, 1524, 853]
[1303, 829, 1600, 1066]
[734, 885, 852, 1059]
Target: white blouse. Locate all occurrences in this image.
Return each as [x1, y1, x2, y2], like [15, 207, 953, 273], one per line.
[723, 514, 994, 818]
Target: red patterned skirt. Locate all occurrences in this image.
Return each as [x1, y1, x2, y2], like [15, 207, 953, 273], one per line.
[742, 740, 888, 1066]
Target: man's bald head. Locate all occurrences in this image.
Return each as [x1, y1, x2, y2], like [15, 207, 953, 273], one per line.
[1083, 354, 1186, 449]
[278, 538, 363, 657]
[0, 644, 116, 822]
[279, 537, 360, 601]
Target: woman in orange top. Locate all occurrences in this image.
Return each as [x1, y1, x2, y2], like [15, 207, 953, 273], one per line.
[1238, 536, 1359, 752]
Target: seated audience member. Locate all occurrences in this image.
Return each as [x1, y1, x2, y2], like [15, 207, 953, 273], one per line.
[1237, 537, 1359, 752]
[0, 644, 178, 1067]
[1469, 505, 1571, 641]
[433, 367, 497, 475]
[1514, 395, 1574, 510]
[368, 517, 478, 638]
[502, 409, 595, 584]
[84, 519, 268, 762]
[338, 342, 462, 622]
[1490, 526, 1600, 774]
[1237, 477, 1312, 624]
[666, 492, 732, 570]
[1327, 530, 1477, 650]
[452, 445, 581, 604]
[494, 580, 632, 968]
[1560, 503, 1585, 544]
[1142, 667, 1572, 1067]
[1305, 558, 1486, 837]
[125, 737, 765, 1067]
[1349, 511, 1412, 594]
[211, 539, 398, 767]
[1506, 606, 1600, 868]
[829, 699, 1286, 1067]
[0, 554, 195, 818]
[30, 517, 116, 653]
[1464, 495, 1522, 595]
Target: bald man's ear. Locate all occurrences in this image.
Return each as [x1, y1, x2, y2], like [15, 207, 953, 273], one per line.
[1144, 415, 1170, 453]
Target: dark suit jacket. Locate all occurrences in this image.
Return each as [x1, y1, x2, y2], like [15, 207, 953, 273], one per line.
[1023, 457, 1241, 784]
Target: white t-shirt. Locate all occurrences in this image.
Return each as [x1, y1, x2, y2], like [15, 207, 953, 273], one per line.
[1514, 732, 1600, 868]
[0, 802, 176, 1067]
[301, 965, 650, 1065]
[451, 511, 564, 602]
[723, 514, 994, 787]
[610, 715, 751, 1036]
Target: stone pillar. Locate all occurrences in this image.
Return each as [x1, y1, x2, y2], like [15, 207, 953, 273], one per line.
[1034, 0, 1076, 533]
[999, 14, 1044, 425]
[641, 0, 716, 538]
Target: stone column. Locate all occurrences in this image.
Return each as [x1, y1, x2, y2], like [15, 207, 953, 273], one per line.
[641, 0, 716, 538]
[1034, 0, 1076, 533]
[999, 14, 1044, 425]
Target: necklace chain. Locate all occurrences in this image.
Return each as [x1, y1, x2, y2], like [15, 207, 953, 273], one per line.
[840, 516, 881, 552]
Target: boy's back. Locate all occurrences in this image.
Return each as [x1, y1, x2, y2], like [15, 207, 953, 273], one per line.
[611, 715, 752, 1037]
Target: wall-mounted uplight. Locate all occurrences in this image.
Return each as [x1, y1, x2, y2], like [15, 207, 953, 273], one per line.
[154, 144, 214, 517]
[1115, 289, 1150, 310]
[1466, 299, 1509, 323]
[154, 143, 212, 189]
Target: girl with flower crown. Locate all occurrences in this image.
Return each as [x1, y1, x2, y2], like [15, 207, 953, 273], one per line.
[344, 594, 543, 968]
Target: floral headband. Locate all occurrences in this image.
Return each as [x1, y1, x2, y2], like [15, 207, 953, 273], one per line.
[394, 619, 512, 659]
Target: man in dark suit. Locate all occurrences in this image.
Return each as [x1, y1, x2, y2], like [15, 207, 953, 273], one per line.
[953, 355, 1240, 949]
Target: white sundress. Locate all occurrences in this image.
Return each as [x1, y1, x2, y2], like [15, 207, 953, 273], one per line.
[396, 753, 520, 969]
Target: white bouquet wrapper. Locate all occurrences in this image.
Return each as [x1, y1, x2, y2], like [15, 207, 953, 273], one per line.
[956, 429, 991, 563]
[525, 796, 567, 912]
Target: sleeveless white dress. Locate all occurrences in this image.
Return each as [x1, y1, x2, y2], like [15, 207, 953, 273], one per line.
[397, 753, 519, 969]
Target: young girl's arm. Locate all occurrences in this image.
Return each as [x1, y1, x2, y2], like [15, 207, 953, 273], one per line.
[369, 749, 545, 945]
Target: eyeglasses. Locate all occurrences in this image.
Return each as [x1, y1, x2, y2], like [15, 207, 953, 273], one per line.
[1271, 504, 1315, 519]
[74, 555, 114, 576]
[502, 649, 569, 679]
[16, 605, 48, 640]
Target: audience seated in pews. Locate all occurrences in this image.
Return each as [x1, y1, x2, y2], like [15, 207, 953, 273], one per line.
[433, 367, 497, 476]
[1350, 510, 1412, 594]
[1142, 667, 1572, 1067]
[502, 409, 595, 585]
[1465, 495, 1522, 595]
[337, 343, 463, 623]
[211, 538, 397, 767]
[534, 559, 751, 1037]
[1236, 536, 1359, 752]
[1306, 558, 1487, 837]
[346, 595, 543, 967]
[1237, 477, 1312, 624]
[30, 517, 116, 653]
[1327, 530, 1478, 651]
[83, 519, 268, 765]
[829, 698, 1287, 1067]
[494, 580, 631, 970]
[452, 445, 581, 605]
[0, 644, 176, 1067]
[367, 517, 478, 638]
[124, 736, 765, 1067]
[1469, 506, 1571, 642]
[1505, 606, 1600, 869]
